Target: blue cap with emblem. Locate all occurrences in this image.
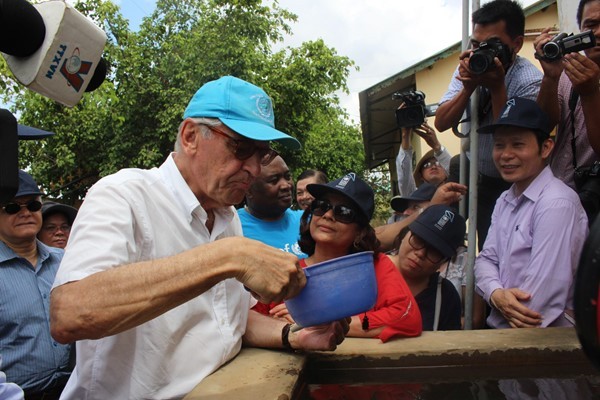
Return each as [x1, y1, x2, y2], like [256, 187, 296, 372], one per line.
[307, 172, 375, 221]
[409, 204, 466, 258]
[183, 76, 301, 150]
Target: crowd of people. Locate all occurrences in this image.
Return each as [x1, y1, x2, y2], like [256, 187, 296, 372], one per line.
[0, 0, 599, 398]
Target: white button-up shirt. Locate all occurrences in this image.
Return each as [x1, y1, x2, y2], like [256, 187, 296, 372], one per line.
[53, 154, 252, 399]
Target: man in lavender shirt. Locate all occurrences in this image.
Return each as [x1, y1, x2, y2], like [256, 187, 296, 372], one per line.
[475, 97, 588, 329]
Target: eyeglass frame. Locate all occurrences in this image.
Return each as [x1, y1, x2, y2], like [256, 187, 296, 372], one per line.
[422, 160, 442, 170]
[407, 231, 446, 264]
[41, 223, 72, 234]
[1, 200, 43, 215]
[310, 199, 358, 224]
[200, 124, 279, 166]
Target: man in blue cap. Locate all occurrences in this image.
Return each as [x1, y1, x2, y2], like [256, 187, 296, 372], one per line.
[0, 170, 72, 399]
[475, 97, 588, 329]
[50, 76, 349, 400]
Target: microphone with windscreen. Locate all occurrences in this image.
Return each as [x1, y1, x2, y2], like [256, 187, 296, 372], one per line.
[0, 0, 108, 107]
[0, 109, 19, 203]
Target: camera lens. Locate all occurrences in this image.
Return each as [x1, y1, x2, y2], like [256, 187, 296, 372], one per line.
[542, 41, 562, 60]
[469, 52, 493, 74]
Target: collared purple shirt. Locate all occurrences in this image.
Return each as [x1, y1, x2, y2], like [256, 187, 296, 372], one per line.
[475, 166, 588, 328]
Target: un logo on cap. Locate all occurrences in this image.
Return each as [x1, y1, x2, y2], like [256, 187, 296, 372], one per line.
[254, 95, 273, 122]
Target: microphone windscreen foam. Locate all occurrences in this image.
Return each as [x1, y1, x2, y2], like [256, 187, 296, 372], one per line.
[0, 108, 19, 203]
[85, 57, 107, 92]
[0, 0, 46, 57]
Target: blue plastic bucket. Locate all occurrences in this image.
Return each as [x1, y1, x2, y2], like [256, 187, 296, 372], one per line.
[285, 251, 378, 328]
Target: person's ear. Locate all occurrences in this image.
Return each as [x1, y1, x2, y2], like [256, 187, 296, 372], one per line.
[179, 119, 200, 153]
[511, 35, 524, 54]
[541, 138, 554, 159]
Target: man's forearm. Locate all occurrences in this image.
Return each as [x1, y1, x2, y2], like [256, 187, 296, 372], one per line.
[536, 75, 560, 128]
[50, 239, 239, 343]
[434, 89, 471, 132]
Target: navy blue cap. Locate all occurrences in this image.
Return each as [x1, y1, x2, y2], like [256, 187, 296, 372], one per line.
[409, 205, 466, 258]
[18, 124, 55, 140]
[16, 170, 43, 198]
[391, 183, 436, 212]
[307, 172, 375, 220]
[42, 201, 78, 225]
[477, 97, 552, 136]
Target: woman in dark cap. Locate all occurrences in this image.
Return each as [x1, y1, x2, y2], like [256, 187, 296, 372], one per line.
[388, 205, 466, 331]
[37, 201, 78, 249]
[272, 172, 422, 342]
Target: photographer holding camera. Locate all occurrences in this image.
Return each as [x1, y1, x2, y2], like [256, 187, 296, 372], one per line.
[396, 119, 450, 197]
[535, 0, 600, 225]
[435, 0, 542, 249]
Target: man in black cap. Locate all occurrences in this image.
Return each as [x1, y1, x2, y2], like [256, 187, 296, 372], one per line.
[37, 202, 78, 249]
[388, 183, 437, 223]
[0, 170, 72, 399]
[475, 97, 588, 329]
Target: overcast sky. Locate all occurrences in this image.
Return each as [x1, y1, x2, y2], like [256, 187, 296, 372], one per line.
[116, 0, 540, 123]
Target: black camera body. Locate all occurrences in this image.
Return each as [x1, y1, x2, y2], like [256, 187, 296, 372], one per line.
[575, 161, 600, 225]
[469, 38, 512, 75]
[393, 90, 437, 128]
[542, 31, 597, 61]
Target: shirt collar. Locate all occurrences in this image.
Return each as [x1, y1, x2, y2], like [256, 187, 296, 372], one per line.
[507, 165, 552, 204]
[0, 239, 53, 267]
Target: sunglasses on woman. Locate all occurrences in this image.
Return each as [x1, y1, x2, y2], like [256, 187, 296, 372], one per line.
[1, 200, 42, 215]
[311, 199, 357, 224]
[203, 125, 279, 166]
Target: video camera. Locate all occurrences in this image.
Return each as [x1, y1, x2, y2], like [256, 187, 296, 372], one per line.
[542, 31, 596, 61]
[468, 38, 512, 75]
[393, 90, 438, 128]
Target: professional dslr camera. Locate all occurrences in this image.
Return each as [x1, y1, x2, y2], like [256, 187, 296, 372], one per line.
[393, 90, 438, 128]
[468, 38, 512, 74]
[541, 31, 597, 61]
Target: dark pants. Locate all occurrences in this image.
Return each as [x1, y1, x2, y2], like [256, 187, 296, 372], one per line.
[24, 376, 70, 400]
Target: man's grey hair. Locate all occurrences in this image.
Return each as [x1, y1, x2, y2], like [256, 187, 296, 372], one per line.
[174, 117, 223, 152]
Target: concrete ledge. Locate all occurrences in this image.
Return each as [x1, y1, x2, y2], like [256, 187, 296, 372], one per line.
[184, 328, 598, 399]
[184, 348, 305, 400]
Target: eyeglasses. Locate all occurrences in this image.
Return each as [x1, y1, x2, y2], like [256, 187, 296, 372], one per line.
[203, 125, 279, 166]
[310, 199, 357, 224]
[422, 160, 441, 170]
[408, 232, 445, 264]
[42, 224, 71, 234]
[1, 200, 42, 215]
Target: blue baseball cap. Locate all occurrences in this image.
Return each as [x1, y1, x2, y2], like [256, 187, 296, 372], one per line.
[477, 97, 552, 137]
[18, 124, 55, 140]
[1, 108, 55, 140]
[391, 183, 436, 212]
[307, 172, 375, 221]
[409, 205, 466, 258]
[16, 170, 43, 198]
[183, 76, 301, 150]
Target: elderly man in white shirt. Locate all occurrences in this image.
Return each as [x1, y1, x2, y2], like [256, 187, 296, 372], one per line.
[50, 76, 349, 400]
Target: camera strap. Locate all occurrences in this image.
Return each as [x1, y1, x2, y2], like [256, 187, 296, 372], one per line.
[569, 87, 581, 170]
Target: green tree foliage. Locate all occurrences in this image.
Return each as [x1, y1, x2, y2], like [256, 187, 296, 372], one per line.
[3, 0, 371, 206]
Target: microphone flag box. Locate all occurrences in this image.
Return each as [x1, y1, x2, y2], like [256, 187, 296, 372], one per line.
[2, 0, 107, 107]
